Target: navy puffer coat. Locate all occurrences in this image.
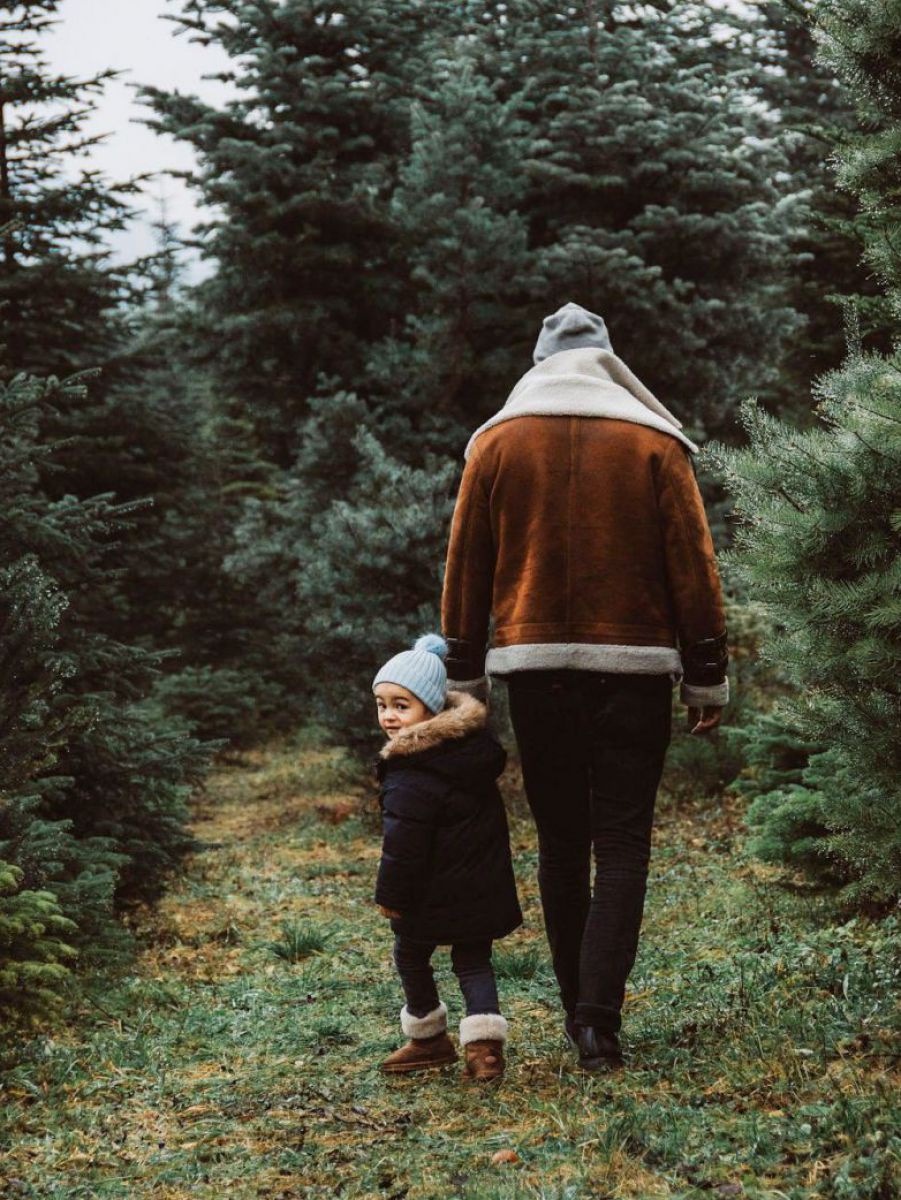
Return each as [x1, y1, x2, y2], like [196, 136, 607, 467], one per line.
[374, 692, 523, 945]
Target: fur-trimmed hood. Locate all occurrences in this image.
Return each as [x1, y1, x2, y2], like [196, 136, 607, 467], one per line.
[378, 691, 506, 786]
[379, 690, 486, 759]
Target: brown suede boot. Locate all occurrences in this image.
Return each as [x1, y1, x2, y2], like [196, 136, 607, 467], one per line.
[459, 1014, 508, 1084]
[380, 1031, 458, 1074]
[462, 1039, 505, 1083]
[381, 1002, 457, 1074]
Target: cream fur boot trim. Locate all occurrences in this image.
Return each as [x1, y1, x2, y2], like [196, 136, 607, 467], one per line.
[400, 1002, 448, 1039]
[459, 1013, 508, 1045]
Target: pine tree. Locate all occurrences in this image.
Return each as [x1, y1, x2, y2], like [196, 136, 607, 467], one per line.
[0, 861, 77, 1027]
[0, 372, 117, 1024]
[714, 365, 901, 900]
[487, 0, 808, 441]
[140, 0, 443, 465]
[1, 4, 270, 746]
[753, 0, 890, 410]
[365, 48, 533, 445]
[0, 361, 209, 1027]
[222, 386, 455, 743]
[712, 0, 901, 903]
[0, 0, 135, 376]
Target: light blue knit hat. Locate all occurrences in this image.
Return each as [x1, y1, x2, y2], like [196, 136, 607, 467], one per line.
[372, 634, 449, 714]
[533, 301, 613, 364]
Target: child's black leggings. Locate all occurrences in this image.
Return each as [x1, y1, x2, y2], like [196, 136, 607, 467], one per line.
[393, 935, 500, 1018]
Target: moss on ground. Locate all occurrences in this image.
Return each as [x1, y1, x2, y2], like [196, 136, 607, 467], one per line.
[1, 731, 898, 1199]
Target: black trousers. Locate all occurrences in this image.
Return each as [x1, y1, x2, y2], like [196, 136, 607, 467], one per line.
[393, 935, 500, 1018]
[507, 670, 672, 1034]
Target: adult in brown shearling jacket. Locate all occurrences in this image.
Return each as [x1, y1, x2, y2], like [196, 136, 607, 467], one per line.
[439, 301, 729, 1070]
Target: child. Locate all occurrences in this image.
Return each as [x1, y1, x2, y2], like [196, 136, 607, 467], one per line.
[372, 633, 522, 1083]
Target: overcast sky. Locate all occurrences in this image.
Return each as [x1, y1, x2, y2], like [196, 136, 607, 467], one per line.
[45, 0, 235, 279]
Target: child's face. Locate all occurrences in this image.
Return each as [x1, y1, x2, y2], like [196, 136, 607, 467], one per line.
[374, 683, 431, 738]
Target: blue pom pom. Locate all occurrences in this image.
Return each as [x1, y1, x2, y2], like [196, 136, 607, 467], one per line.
[413, 633, 448, 660]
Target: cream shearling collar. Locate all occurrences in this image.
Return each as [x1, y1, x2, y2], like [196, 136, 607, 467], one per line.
[464, 347, 698, 459]
[379, 690, 486, 759]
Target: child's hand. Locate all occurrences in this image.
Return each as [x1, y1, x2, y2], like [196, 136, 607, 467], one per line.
[377, 904, 402, 919]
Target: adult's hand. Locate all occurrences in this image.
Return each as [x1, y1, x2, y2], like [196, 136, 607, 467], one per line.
[377, 904, 402, 919]
[687, 705, 723, 735]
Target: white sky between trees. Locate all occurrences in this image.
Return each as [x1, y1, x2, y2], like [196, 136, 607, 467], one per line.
[45, 0, 234, 281]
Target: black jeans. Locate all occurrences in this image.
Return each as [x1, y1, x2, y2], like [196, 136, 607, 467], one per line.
[508, 670, 672, 1034]
[393, 935, 500, 1018]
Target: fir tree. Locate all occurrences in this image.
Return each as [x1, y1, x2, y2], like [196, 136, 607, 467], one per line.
[0, 0, 135, 376]
[165, 0, 823, 735]
[754, 0, 890, 408]
[0, 363, 209, 1027]
[0, 860, 77, 1027]
[0, 2, 209, 664]
[148, 1, 866, 748]
[119, 278, 292, 739]
[714, 365, 901, 900]
[365, 49, 533, 445]
[0, 372, 117, 1024]
[224, 387, 456, 742]
[0, 548, 81, 1026]
[0, 4, 269, 744]
[491, 0, 808, 440]
[817, 0, 901, 313]
[712, 0, 901, 901]
[140, 0, 442, 465]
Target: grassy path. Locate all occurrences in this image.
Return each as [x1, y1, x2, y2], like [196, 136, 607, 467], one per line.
[2, 732, 897, 1199]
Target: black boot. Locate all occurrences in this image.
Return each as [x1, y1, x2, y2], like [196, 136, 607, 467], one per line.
[566, 1019, 624, 1071]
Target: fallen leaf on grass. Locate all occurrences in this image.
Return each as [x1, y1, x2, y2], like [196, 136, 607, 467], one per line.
[315, 802, 356, 825]
[491, 1149, 519, 1165]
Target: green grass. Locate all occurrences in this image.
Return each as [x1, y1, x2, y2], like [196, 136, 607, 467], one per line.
[493, 946, 545, 980]
[265, 920, 331, 964]
[0, 733, 897, 1200]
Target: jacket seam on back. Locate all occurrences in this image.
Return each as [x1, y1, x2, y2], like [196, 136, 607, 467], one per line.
[663, 440, 706, 645]
[566, 417, 577, 625]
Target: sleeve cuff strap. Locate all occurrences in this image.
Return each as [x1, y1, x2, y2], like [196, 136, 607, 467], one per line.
[680, 678, 730, 707]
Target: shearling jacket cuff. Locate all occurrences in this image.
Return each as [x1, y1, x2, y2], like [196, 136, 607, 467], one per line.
[680, 678, 730, 707]
[445, 636, 486, 683]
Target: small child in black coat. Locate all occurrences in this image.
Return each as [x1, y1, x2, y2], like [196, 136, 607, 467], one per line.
[372, 634, 523, 1082]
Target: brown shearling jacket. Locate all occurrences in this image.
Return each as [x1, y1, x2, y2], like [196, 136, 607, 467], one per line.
[440, 353, 729, 708]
